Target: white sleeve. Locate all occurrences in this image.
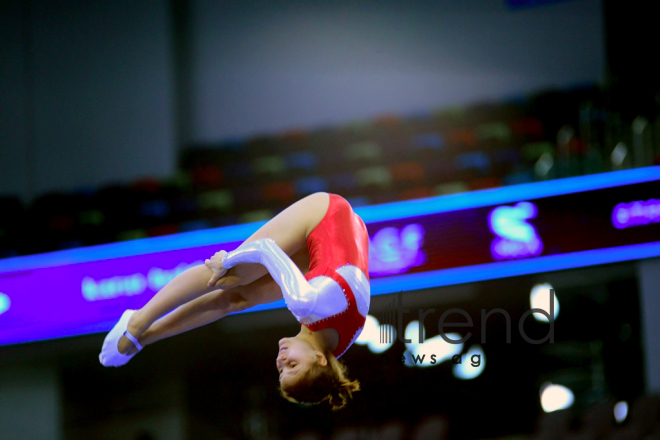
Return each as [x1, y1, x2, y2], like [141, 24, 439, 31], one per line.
[222, 238, 317, 320]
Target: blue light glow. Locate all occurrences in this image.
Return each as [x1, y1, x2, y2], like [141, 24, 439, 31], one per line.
[0, 221, 265, 273]
[369, 224, 426, 275]
[612, 198, 660, 229]
[489, 201, 543, 260]
[0, 167, 659, 346]
[453, 345, 485, 380]
[369, 241, 660, 296]
[81, 260, 204, 302]
[489, 202, 539, 242]
[614, 401, 628, 423]
[355, 166, 660, 223]
[1, 166, 658, 274]
[540, 383, 575, 413]
[0, 293, 10, 316]
[530, 283, 559, 322]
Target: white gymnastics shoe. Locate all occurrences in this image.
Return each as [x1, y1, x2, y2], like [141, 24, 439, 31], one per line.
[99, 309, 143, 367]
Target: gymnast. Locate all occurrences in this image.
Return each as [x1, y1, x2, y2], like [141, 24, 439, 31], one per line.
[99, 192, 370, 410]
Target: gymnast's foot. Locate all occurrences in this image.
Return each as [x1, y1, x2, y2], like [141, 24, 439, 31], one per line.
[117, 314, 143, 356]
[99, 310, 145, 367]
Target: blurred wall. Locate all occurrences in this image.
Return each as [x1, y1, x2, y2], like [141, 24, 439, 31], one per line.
[0, 367, 61, 440]
[186, 0, 605, 142]
[0, 1, 30, 202]
[1, 0, 604, 203]
[0, 0, 175, 204]
[639, 258, 660, 394]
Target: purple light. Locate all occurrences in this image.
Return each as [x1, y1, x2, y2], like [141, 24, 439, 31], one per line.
[489, 202, 543, 260]
[612, 199, 660, 229]
[0, 244, 230, 346]
[491, 237, 543, 261]
[0, 293, 9, 316]
[369, 224, 426, 276]
[1, 167, 658, 347]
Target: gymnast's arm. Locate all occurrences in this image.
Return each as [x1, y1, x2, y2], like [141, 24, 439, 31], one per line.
[136, 248, 310, 348]
[222, 238, 317, 321]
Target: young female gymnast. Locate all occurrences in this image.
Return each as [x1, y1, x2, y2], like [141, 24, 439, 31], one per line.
[99, 192, 370, 410]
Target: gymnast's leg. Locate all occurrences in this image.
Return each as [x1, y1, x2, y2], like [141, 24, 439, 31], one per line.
[119, 247, 309, 355]
[120, 248, 310, 355]
[114, 192, 329, 355]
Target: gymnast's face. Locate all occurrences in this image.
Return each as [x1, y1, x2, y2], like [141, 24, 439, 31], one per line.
[276, 337, 316, 385]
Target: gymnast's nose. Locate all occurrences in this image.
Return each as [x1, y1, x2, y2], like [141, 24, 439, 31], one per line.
[276, 354, 286, 371]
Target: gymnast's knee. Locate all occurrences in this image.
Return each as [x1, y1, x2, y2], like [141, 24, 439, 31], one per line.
[214, 275, 241, 289]
[212, 288, 253, 314]
[213, 266, 254, 290]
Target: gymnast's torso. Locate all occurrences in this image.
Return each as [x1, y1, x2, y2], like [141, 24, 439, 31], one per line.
[299, 194, 370, 358]
[222, 193, 371, 359]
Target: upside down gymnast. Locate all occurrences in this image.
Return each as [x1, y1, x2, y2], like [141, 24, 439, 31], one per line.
[99, 192, 370, 410]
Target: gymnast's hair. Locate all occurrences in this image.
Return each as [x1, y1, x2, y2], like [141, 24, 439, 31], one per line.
[279, 350, 360, 411]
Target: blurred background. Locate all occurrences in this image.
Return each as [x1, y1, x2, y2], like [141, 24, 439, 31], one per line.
[1, 0, 659, 439]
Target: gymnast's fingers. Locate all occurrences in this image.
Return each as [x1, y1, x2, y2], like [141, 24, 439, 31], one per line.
[207, 270, 219, 287]
[212, 251, 226, 265]
[208, 266, 228, 287]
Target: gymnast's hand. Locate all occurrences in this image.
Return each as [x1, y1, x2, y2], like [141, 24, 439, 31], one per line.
[205, 250, 228, 287]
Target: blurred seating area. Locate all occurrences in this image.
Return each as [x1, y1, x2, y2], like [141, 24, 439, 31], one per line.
[528, 394, 660, 440]
[285, 395, 660, 440]
[290, 415, 449, 440]
[1, 84, 659, 259]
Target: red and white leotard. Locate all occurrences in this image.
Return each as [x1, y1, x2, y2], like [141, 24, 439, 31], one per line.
[222, 194, 370, 358]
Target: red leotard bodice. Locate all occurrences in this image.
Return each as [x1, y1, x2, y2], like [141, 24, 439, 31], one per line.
[302, 194, 370, 358]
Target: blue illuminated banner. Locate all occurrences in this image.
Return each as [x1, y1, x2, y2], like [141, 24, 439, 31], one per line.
[0, 166, 659, 346]
[505, 0, 576, 9]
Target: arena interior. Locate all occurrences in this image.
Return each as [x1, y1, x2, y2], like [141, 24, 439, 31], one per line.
[1, 1, 659, 439]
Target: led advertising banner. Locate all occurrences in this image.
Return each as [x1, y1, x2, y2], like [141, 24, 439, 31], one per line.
[0, 167, 659, 346]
